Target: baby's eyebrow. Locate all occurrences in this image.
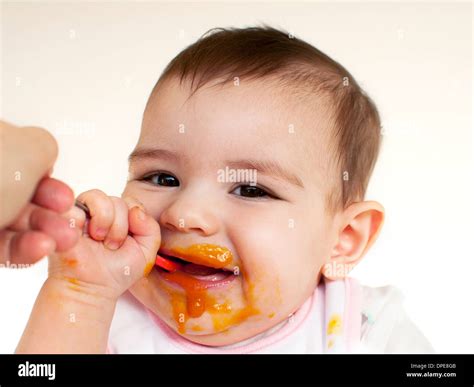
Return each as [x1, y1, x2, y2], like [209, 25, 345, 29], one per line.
[128, 147, 183, 164]
[226, 159, 304, 189]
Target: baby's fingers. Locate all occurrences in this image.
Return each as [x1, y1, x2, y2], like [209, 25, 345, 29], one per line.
[103, 197, 129, 250]
[61, 204, 87, 235]
[76, 189, 114, 241]
[124, 198, 160, 275]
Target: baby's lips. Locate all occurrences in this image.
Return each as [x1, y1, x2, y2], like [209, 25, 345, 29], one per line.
[154, 244, 236, 273]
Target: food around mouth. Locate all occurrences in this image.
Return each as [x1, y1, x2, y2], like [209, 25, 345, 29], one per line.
[154, 243, 259, 334]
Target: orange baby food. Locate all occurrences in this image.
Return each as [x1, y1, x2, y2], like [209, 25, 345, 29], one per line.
[169, 244, 232, 268]
[159, 243, 259, 333]
[161, 270, 207, 318]
[61, 257, 78, 267]
[143, 261, 154, 276]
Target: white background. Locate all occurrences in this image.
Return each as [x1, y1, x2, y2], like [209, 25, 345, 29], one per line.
[0, 1, 472, 353]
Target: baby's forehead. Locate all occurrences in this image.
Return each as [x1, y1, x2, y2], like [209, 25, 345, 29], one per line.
[140, 76, 334, 179]
[145, 76, 333, 139]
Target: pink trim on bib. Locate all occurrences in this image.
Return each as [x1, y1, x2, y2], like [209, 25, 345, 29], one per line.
[343, 277, 362, 352]
[146, 289, 317, 354]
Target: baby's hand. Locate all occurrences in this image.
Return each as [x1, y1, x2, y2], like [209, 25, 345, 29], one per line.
[16, 191, 160, 353]
[48, 190, 161, 300]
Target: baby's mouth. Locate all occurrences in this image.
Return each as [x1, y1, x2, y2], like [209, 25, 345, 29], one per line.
[155, 244, 237, 289]
[153, 243, 257, 335]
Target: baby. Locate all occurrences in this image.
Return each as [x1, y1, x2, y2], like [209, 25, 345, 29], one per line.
[16, 26, 433, 354]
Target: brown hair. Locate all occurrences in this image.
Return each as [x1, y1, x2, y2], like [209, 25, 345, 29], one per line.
[148, 25, 382, 214]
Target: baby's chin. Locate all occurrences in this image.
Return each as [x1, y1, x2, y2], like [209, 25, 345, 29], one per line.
[129, 268, 279, 345]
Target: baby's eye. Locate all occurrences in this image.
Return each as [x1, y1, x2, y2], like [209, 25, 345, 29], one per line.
[231, 185, 271, 198]
[142, 172, 179, 187]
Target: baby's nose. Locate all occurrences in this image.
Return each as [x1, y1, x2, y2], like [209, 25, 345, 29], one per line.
[158, 194, 220, 236]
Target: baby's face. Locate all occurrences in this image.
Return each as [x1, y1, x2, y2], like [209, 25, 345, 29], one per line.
[123, 76, 339, 346]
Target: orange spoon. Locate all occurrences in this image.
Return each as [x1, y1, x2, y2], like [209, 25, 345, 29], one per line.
[155, 254, 184, 272]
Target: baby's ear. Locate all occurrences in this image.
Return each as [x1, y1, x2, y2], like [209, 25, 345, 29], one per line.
[322, 201, 384, 280]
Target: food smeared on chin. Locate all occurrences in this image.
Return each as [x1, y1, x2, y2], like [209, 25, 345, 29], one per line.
[154, 243, 259, 334]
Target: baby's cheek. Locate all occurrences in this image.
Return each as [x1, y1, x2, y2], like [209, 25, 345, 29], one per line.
[239, 251, 291, 319]
[232, 220, 300, 307]
[245, 240, 320, 320]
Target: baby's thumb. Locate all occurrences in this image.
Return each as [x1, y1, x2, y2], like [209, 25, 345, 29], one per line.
[125, 199, 161, 276]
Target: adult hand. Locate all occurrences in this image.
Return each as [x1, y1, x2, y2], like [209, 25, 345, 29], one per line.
[0, 120, 78, 266]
